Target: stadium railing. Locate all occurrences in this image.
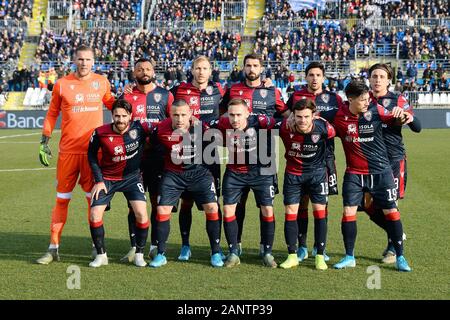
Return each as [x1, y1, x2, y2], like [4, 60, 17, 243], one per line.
[0, 20, 28, 29]
[48, 19, 142, 34]
[47, 0, 71, 19]
[354, 43, 399, 60]
[357, 17, 448, 31]
[222, 1, 247, 18]
[146, 20, 205, 31]
[263, 60, 351, 76]
[397, 59, 450, 74]
[37, 60, 237, 74]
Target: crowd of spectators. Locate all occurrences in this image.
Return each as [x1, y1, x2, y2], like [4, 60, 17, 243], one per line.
[253, 22, 449, 63]
[0, 28, 25, 62]
[150, 0, 223, 21]
[72, 0, 142, 21]
[35, 28, 241, 67]
[0, 0, 33, 22]
[262, 0, 449, 21]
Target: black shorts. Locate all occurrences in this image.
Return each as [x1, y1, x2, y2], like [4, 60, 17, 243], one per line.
[158, 167, 218, 208]
[223, 168, 276, 207]
[141, 153, 165, 196]
[391, 157, 407, 199]
[179, 163, 221, 210]
[342, 170, 397, 210]
[91, 174, 146, 207]
[283, 170, 328, 205]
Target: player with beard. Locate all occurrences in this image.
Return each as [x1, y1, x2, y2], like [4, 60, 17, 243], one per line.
[220, 53, 288, 258]
[88, 99, 153, 268]
[120, 58, 174, 263]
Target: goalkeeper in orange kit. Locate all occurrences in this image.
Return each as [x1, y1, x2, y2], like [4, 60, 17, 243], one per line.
[36, 45, 115, 264]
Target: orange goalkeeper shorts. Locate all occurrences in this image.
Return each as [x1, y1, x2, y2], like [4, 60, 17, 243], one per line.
[56, 153, 94, 194]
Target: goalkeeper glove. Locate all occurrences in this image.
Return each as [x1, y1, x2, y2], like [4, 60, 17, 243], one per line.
[39, 135, 52, 166]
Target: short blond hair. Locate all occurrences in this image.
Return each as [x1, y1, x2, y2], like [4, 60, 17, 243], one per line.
[192, 55, 211, 69]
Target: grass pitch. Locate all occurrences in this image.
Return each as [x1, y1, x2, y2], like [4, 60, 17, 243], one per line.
[0, 129, 448, 300]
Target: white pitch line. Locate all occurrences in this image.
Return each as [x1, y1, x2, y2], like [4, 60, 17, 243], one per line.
[0, 167, 56, 172]
[0, 132, 42, 139]
[0, 142, 39, 144]
[0, 130, 60, 139]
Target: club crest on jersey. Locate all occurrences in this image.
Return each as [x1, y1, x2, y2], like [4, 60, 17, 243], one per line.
[382, 99, 390, 108]
[260, 89, 267, 98]
[347, 124, 357, 135]
[363, 111, 372, 121]
[114, 145, 124, 155]
[92, 81, 100, 90]
[136, 104, 144, 114]
[321, 93, 329, 104]
[311, 134, 320, 143]
[129, 129, 137, 140]
[154, 93, 162, 103]
[206, 86, 213, 95]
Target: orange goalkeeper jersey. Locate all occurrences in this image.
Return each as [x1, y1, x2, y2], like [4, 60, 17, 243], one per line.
[42, 73, 115, 154]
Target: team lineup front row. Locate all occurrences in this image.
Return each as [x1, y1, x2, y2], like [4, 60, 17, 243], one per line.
[36, 47, 421, 272]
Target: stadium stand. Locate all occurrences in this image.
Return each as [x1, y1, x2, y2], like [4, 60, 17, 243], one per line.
[0, 0, 448, 110]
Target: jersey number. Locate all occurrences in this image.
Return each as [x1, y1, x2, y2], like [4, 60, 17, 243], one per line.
[137, 183, 145, 194]
[386, 188, 397, 201]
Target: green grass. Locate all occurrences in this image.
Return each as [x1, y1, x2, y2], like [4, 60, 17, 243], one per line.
[0, 129, 448, 300]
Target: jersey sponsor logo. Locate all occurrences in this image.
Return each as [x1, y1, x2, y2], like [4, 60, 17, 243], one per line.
[129, 129, 137, 140]
[363, 111, 372, 121]
[347, 124, 357, 135]
[92, 81, 100, 90]
[311, 134, 320, 143]
[75, 93, 84, 103]
[359, 124, 374, 134]
[349, 136, 374, 143]
[206, 86, 213, 95]
[291, 142, 301, 151]
[246, 127, 256, 137]
[71, 106, 99, 112]
[154, 93, 162, 103]
[171, 144, 181, 152]
[136, 104, 145, 114]
[114, 145, 124, 155]
[125, 140, 139, 152]
[86, 93, 101, 102]
[193, 109, 213, 115]
[189, 96, 199, 106]
[321, 93, 329, 103]
[260, 89, 267, 98]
